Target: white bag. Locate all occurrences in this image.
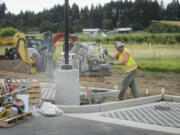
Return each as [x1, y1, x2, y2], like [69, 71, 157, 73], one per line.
[40, 102, 64, 116]
[16, 94, 29, 112]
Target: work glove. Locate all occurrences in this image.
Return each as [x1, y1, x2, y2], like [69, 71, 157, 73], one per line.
[103, 49, 108, 55]
[109, 62, 114, 65]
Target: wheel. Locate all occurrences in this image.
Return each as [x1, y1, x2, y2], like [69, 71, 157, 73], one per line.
[89, 57, 101, 71]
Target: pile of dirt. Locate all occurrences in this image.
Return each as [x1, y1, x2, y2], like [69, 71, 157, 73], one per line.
[0, 60, 28, 73]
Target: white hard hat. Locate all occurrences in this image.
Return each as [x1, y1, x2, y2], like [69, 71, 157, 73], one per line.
[115, 41, 124, 48]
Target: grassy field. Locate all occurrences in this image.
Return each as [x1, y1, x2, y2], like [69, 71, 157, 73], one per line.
[160, 21, 180, 27]
[77, 32, 180, 44]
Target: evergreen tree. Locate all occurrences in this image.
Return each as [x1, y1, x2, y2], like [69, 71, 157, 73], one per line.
[0, 2, 6, 18]
[1, 0, 179, 32]
[166, 0, 180, 20]
[80, 6, 90, 28]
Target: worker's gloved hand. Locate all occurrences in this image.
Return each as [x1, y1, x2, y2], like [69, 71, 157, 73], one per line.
[103, 49, 108, 55]
[109, 62, 114, 65]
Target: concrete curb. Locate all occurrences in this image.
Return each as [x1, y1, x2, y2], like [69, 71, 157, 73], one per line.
[164, 95, 180, 102]
[40, 82, 180, 113]
[92, 90, 119, 99]
[80, 86, 118, 91]
[57, 95, 162, 113]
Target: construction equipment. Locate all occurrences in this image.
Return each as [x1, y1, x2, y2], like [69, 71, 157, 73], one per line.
[26, 32, 111, 76]
[52, 32, 77, 53]
[0, 32, 49, 74]
[26, 36, 44, 54]
[70, 42, 111, 76]
[52, 33, 111, 76]
[52, 32, 111, 76]
[0, 32, 36, 74]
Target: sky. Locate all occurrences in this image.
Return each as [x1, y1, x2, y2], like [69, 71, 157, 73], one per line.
[0, 0, 173, 15]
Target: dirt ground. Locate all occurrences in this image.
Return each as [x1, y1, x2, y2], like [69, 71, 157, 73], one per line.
[80, 72, 180, 99]
[0, 60, 180, 99]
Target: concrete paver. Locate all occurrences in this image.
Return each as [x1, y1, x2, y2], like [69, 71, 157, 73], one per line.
[101, 102, 180, 128]
[67, 102, 180, 134]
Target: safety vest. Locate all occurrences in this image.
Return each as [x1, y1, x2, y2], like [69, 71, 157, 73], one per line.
[118, 48, 137, 72]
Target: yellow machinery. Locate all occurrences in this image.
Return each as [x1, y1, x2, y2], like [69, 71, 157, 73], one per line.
[0, 32, 36, 74]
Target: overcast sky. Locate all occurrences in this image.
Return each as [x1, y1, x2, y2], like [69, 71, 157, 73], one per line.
[0, 0, 173, 15]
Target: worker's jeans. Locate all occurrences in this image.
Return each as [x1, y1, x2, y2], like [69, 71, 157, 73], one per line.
[119, 69, 138, 100]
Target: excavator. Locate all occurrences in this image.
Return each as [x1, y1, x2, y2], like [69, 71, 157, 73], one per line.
[0, 31, 77, 75]
[0, 32, 36, 74]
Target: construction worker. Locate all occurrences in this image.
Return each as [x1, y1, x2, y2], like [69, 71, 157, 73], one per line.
[104, 41, 138, 100]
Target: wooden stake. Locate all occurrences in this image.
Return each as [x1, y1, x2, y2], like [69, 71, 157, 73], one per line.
[85, 87, 91, 104]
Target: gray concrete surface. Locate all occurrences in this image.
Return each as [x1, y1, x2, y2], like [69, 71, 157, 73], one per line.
[164, 95, 180, 102]
[55, 69, 80, 105]
[0, 115, 178, 135]
[101, 102, 180, 128]
[68, 102, 180, 134]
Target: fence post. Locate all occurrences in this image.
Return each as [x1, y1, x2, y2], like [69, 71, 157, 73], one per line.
[152, 51, 156, 70]
[149, 42, 152, 56]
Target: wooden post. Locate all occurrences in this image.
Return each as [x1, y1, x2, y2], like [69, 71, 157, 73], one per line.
[149, 42, 152, 56]
[153, 51, 156, 70]
[85, 87, 91, 104]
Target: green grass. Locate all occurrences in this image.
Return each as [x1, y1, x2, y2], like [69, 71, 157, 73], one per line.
[0, 47, 5, 55]
[77, 32, 180, 44]
[136, 57, 180, 74]
[146, 21, 180, 33]
[0, 27, 18, 38]
[160, 21, 180, 27]
[53, 41, 64, 60]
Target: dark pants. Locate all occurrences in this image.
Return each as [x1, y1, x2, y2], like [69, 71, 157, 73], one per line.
[119, 69, 138, 100]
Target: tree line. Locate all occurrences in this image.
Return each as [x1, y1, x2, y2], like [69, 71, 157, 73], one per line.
[0, 0, 180, 33]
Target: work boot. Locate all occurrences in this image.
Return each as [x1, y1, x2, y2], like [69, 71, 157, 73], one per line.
[118, 91, 124, 101]
[118, 94, 123, 101]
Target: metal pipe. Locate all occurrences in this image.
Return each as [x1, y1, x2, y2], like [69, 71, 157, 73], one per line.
[64, 0, 69, 64]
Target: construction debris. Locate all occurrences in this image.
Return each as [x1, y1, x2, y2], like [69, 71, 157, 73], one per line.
[0, 112, 32, 128]
[40, 102, 64, 116]
[0, 78, 42, 127]
[0, 79, 41, 106]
